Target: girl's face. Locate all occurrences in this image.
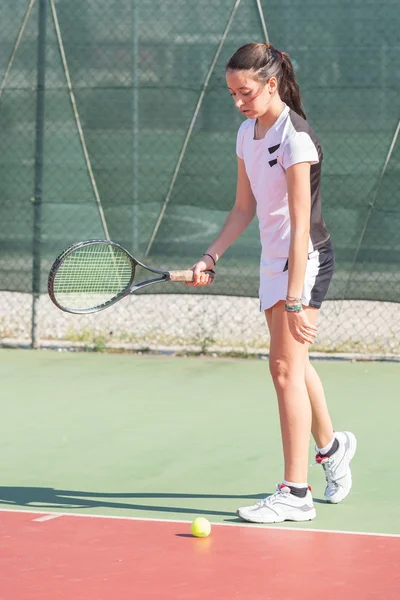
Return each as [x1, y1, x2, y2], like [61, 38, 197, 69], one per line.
[226, 70, 277, 118]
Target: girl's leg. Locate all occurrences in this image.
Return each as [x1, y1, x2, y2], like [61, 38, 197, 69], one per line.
[305, 359, 335, 448]
[237, 299, 316, 523]
[265, 305, 356, 507]
[266, 301, 312, 483]
[237, 300, 355, 522]
[266, 306, 335, 450]
[302, 307, 335, 449]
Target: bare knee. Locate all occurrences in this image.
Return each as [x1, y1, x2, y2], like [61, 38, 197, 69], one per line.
[269, 357, 292, 391]
[269, 357, 305, 392]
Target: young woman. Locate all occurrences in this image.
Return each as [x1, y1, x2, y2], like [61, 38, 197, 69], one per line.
[187, 43, 357, 523]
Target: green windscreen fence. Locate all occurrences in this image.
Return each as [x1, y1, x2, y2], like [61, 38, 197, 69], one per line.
[0, 0, 399, 301]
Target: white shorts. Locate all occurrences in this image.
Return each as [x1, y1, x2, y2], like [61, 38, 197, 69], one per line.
[259, 239, 334, 311]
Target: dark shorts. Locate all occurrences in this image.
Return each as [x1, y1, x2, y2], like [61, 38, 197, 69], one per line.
[305, 238, 335, 309]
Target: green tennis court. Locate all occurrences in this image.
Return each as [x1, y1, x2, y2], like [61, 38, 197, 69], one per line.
[0, 349, 399, 598]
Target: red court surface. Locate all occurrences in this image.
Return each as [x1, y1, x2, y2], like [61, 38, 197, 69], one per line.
[1, 510, 399, 600]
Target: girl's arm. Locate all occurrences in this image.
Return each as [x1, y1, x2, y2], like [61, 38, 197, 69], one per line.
[286, 162, 312, 299]
[286, 162, 318, 344]
[189, 157, 256, 285]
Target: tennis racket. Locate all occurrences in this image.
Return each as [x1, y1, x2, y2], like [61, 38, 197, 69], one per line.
[48, 239, 215, 314]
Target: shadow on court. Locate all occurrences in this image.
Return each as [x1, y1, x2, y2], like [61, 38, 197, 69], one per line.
[0, 486, 326, 517]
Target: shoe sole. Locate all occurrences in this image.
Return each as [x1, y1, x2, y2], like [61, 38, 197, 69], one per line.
[326, 432, 357, 504]
[236, 508, 317, 524]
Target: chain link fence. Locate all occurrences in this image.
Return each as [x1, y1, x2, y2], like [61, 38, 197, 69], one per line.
[0, 0, 399, 357]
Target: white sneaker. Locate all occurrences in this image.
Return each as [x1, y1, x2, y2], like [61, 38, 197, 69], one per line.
[237, 484, 316, 524]
[316, 431, 357, 504]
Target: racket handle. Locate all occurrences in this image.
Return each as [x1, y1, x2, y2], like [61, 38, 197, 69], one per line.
[168, 270, 215, 283]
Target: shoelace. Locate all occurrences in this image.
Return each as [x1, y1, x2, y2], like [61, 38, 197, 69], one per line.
[256, 485, 291, 507]
[315, 454, 338, 489]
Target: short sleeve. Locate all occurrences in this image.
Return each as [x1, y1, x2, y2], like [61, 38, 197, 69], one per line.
[236, 121, 248, 159]
[281, 132, 319, 170]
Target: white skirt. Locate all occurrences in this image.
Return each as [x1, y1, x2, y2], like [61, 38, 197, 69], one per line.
[259, 240, 334, 311]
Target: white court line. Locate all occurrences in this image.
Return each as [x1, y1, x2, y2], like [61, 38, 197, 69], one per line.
[32, 513, 62, 522]
[0, 507, 399, 539]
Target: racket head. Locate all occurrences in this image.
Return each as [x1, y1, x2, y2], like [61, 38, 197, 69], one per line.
[48, 240, 136, 314]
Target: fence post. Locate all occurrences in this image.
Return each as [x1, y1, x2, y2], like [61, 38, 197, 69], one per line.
[31, 0, 47, 348]
[131, 0, 139, 255]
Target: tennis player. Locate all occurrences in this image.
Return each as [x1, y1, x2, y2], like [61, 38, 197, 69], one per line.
[188, 43, 357, 523]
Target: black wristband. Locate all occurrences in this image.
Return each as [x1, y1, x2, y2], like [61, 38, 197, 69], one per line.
[202, 253, 216, 267]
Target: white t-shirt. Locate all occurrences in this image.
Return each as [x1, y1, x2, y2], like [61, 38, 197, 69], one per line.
[236, 104, 330, 262]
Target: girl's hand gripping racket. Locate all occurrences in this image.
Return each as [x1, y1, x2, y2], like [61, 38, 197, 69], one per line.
[48, 239, 215, 314]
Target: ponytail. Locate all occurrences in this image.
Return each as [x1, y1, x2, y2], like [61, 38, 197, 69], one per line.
[226, 43, 306, 120]
[279, 52, 306, 120]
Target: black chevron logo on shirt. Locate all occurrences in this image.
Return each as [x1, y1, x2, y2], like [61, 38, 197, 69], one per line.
[268, 143, 281, 154]
[269, 158, 278, 167]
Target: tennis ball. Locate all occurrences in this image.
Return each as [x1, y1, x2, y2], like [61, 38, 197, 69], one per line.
[191, 517, 211, 538]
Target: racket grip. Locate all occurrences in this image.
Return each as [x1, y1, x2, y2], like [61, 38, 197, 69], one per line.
[168, 270, 215, 282]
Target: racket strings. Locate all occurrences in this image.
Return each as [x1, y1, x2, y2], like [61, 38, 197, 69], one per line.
[53, 244, 134, 310]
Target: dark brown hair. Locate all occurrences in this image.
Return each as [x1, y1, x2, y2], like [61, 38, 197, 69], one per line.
[226, 42, 306, 120]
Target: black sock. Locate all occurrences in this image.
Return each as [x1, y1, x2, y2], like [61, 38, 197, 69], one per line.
[287, 486, 308, 499]
[319, 437, 339, 458]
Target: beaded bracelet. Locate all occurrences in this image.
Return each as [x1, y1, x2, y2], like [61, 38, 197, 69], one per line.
[202, 253, 216, 266]
[286, 295, 302, 303]
[285, 303, 303, 313]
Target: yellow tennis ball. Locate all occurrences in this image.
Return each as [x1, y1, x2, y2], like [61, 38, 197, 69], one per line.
[191, 517, 211, 538]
